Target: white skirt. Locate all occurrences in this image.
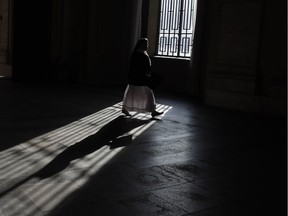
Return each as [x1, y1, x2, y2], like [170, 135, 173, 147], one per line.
[122, 85, 156, 113]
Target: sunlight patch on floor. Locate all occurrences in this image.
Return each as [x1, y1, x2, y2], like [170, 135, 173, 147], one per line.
[0, 102, 172, 214]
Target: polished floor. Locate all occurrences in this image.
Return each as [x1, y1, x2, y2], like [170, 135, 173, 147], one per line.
[0, 79, 286, 216]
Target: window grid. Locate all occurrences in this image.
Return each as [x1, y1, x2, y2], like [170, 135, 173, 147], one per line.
[157, 0, 197, 58]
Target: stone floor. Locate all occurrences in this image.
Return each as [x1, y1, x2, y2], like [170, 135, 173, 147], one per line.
[0, 79, 286, 216]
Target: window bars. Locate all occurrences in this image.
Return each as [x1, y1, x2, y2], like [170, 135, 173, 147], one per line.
[157, 0, 197, 58]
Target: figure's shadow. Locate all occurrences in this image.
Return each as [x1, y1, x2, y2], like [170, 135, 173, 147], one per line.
[0, 116, 150, 197]
[35, 115, 150, 178]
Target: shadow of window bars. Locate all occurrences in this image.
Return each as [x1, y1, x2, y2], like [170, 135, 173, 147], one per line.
[0, 102, 172, 215]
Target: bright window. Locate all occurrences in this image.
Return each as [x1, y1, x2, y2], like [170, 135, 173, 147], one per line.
[157, 0, 197, 58]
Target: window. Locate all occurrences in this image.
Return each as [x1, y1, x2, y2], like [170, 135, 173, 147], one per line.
[157, 0, 197, 58]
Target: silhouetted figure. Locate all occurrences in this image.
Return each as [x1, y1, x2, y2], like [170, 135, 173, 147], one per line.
[122, 38, 163, 118]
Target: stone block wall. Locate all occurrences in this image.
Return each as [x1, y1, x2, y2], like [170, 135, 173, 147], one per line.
[203, 0, 286, 116]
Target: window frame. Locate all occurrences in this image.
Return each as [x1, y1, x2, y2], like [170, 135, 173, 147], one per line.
[155, 0, 197, 59]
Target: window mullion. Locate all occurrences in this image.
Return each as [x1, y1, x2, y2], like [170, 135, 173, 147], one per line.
[167, 0, 172, 56]
[178, 0, 184, 57]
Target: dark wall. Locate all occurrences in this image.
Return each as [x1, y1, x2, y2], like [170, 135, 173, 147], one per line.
[12, 0, 90, 83]
[151, 57, 191, 94]
[11, 0, 142, 85]
[49, 0, 89, 83]
[10, 0, 287, 116]
[12, 0, 52, 81]
[85, 1, 130, 85]
[84, 0, 143, 86]
[200, 0, 286, 115]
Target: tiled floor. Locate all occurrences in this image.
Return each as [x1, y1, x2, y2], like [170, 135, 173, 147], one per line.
[0, 79, 286, 216]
